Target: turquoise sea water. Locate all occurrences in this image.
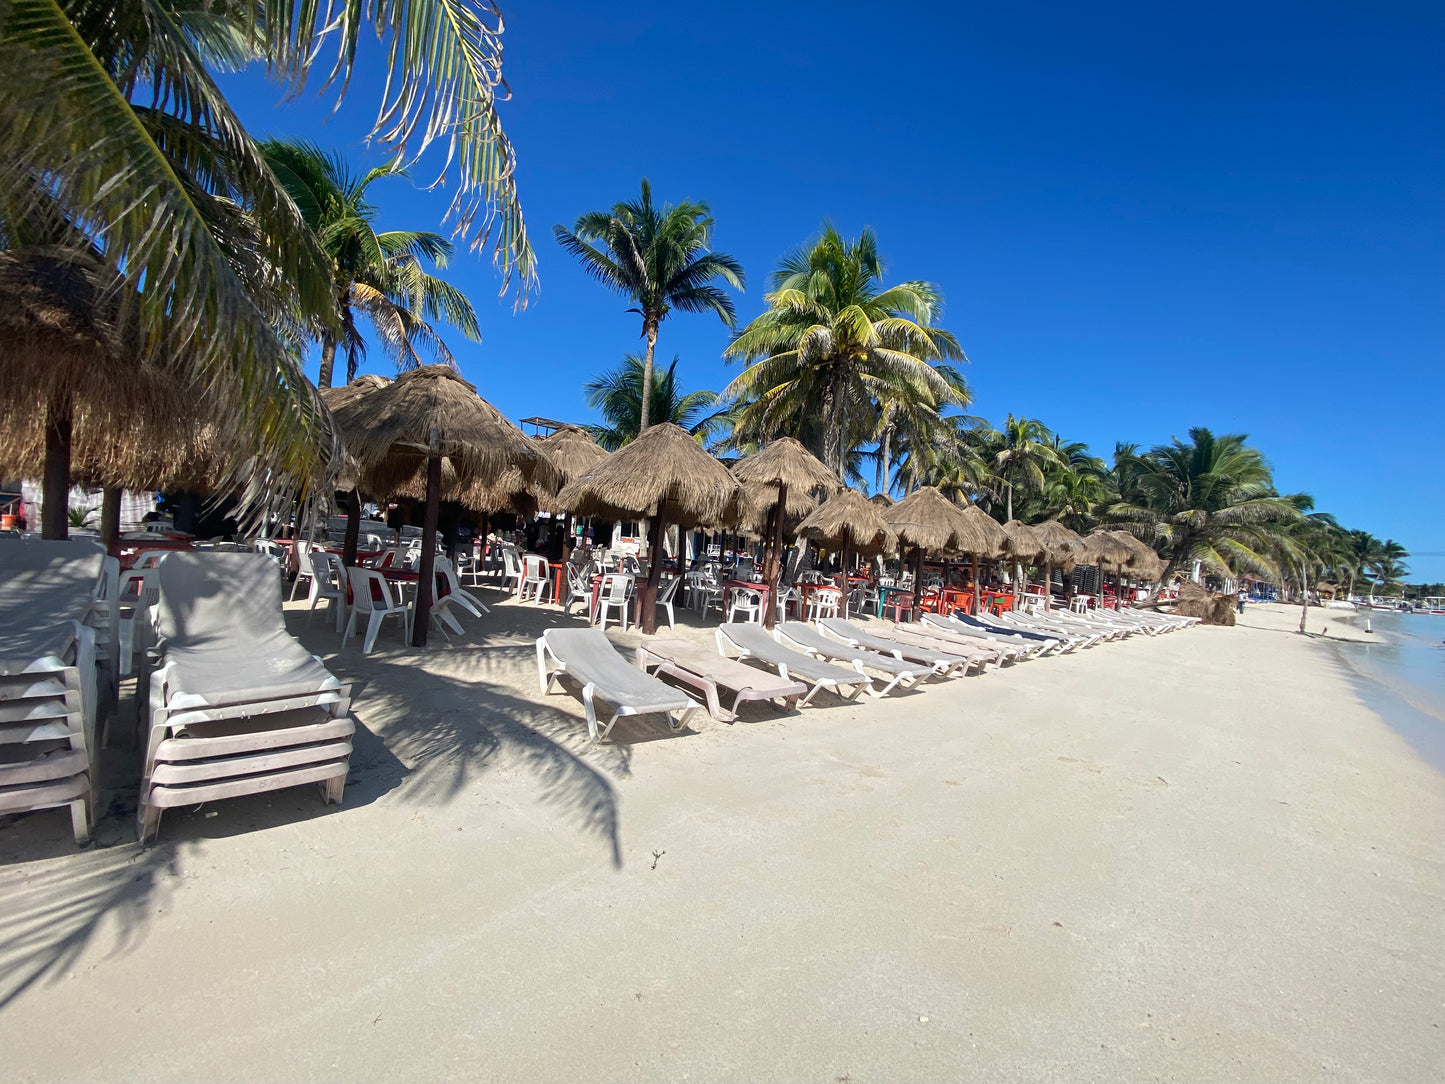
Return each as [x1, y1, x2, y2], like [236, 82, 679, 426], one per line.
[1328, 610, 1445, 773]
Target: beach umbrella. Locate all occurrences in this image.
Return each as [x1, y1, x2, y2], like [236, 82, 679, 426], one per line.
[1106, 529, 1164, 602]
[1001, 518, 1047, 610]
[319, 375, 391, 566]
[0, 247, 337, 540]
[868, 493, 894, 507]
[536, 426, 609, 555]
[732, 438, 840, 628]
[956, 503, 1010, 617]
[795, 489, 897, 619]
[556, 422, 741, 635]
[1077, 529, 1135, 605]
[1031, 519, 1083, 609]
[330, 365, 555, 646]
[883, 487, 998, 621]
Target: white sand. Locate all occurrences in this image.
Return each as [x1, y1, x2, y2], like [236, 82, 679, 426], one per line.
[1, 597, 1441, 1082]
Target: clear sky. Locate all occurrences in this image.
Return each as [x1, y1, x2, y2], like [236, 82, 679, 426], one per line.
[220, 1, 1445, 580]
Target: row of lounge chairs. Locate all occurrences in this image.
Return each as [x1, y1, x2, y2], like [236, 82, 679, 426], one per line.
[537, 603, 1197, 743]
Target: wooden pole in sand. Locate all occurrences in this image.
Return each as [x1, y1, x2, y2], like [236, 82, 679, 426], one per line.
[764, 482, 787, 630]
[411, 453, 442, 647]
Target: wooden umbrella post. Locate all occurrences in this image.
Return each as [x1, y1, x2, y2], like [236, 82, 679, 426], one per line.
[839, 529, 851, 620]
[640, 507, 668, 635]
[911, 546, 925, 623]
[342, 489, 362, 567]
[41, 395, 73, 540]
[971, 555, 980, 616]
[99, 486, 121, 548]
[1042, 560, 1052, 612]
[412, 453, 443, 647]
[764, 481, 787, 629]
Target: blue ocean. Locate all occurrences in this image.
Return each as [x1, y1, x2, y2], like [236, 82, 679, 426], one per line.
[1330, 610, 1445, 772]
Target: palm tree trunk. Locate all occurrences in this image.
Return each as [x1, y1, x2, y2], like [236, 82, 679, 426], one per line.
[638, 314, 660, 433]
[412, 455, 442, 647]
[99, 486, 121, 548]
[41, 394, 73, 540]
[342, 489, 362, 567]
[764, 483, 787, 630]
[318, 335, 339, 389]
[640, 512, 668, 635]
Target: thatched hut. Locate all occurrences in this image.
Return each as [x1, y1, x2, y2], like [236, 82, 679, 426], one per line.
[535, 426, 609, 554]
[882, 487, 991, 619]
[795, 489, 897, 619]
[330, 365, 555, 645]
[731, 438, 840, 627]
[1028, 519, 1083, 610]
[556, 423, 741, 634]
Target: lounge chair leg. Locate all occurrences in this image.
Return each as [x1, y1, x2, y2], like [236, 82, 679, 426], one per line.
[582, 683, 601, 743]
[319, 774, 345, 804]
[69, 798, 90, 846]
[536, 640, 552, 694]
[137, 801, 161, 845]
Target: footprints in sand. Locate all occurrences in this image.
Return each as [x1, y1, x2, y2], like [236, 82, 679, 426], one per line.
[1057, 755, 1172, 790]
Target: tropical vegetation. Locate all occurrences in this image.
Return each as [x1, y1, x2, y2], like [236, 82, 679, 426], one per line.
[556, 181, 744, 433]
[583, 355, 724, 450]
[260, 140, 482, 388]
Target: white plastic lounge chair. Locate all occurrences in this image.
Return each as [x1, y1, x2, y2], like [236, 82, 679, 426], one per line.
[818, 618, 978, 676]
[343, 567, 412, 653]
[887, 623, 1018, 666]
[536, 628, 701, 743]
[772, 621, 925, 696]
[715, 622, 871, 706]
[935, 612, 1065, 655]
[635, 638, 807, 723]
[0, 553, 101, 845]
[140, 553, 353, 843]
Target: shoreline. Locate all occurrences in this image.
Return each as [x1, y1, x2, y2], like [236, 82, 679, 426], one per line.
[1, 599, 1442, 1082]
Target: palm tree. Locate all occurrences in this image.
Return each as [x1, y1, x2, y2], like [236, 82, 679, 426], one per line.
[723, 225, 966, 477]
[261, 140, 480, 388]
[2, 0, 535, 529]
[584, 355, 724, 450]
[987, 415, 1060, 521]
[555, 181, 744, 432]
[1106, 427, 1303, 586]
[872, 365, 974, 496]
[1370, 540, 1411, 598]
[1043, 465, 1109, 533]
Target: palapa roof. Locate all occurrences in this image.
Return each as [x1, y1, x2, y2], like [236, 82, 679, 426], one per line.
[869, 493, 894, 507]
[1001, 519, 1048, 560]
[330, 365, 556, 497]
[555, 422, 741, 529]
[537, 426, 609, 484]
[1075, 529, 1136, 567]
[731, 438, 840, 499]
[883, 486, 999, 555]
[955, 503, 1010, 558]
[795, 489, 897, 556]
[1032, 519, 1084, 563]
[1106, 529, 1164, 576]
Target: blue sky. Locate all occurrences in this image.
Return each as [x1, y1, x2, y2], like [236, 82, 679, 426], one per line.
[222, 1, 1445, 579]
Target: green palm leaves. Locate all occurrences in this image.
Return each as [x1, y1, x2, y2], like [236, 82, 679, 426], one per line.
[583, 355, 723, 450]
[556, 180, 744, 432]
[723, 225, 966, 477]
[261, 139, 481, 387]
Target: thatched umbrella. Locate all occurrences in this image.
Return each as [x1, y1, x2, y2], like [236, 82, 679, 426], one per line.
[536, 426, 609, 556]
[556, 423, 741, 635]
[955, 503, 1010, 616]
[1001, 518, 1047, 610]
[319, 375, 392, 566]
[1107, 529, 1164, 601]
[882, 487, 973, 620]
[795, 489, 896, 619]
[731, 438, 840, 628]
[869, 493, 894, 507]
[330, 365, 554, 646]
[0, 246, 338, 541]
[1031, 519, 1083, 609]
[1077, 530, 1135, 606]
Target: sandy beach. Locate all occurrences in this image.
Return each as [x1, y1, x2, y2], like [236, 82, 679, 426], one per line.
[1, 597, 1441, 1082]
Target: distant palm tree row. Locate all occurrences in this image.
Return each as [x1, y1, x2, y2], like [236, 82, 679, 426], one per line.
[561, 183, 1408, 593]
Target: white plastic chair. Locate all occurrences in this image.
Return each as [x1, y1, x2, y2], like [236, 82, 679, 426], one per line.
[501, 546, 525, 595]
[343, 567, 411, 653]
[655, 574, 682, 630]
[117, 566, 161, 676]
[727, 586, 764, 624]
[563, 562, 594, 616]
[306, 551, 349, 632]
[775, 584, 800, 623]
[594, 573, 633, 631]
[806, 586, 843, 621]
[519, 554, 553, 603]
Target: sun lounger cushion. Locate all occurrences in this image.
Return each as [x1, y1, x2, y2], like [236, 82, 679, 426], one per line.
[643, 638, 806, 699]
[717, 623, 865, 685]
[776, 622, 919, 677]
[542, 629, 694, 714]
[820, 619, 972, 667]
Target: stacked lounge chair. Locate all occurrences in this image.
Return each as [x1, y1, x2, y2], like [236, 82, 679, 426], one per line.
[818, 617, 985, 676]
[636, 638, 807, 722]
[538, 628, 701, 742]
[773, 621, 931, 696]
[0, 542, 105, 844]
[716, 622, 872, 704]
[138, 553, 354, 843]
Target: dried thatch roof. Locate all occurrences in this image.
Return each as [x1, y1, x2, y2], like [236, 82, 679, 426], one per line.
[869, 493, 894, 507]
[1076, 529, 1135, 566]
[330, 365, 556, 497]
[956, 503, 1009, 558]
[882, 486, 987, 554]
[731, 438, 840, 498]
[538, 426, 609, 485]
[1001, 519, 1047, 560]
[1108, 529, 1163, 574]
[1032, 519, 1084, 563]
[555, 422, 741, 529]
[795, 489, 898, 556]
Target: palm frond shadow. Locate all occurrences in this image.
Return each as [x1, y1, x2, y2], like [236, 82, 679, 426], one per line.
[0, 844, 174, 1012]
[341, 654, 627, 868]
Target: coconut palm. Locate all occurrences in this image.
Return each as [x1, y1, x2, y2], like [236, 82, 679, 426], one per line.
[986, 415, 1060, 521]
[584, 355, 724, 450]
[1, 0, 534, 531]
[261, 140, 480, 387]
[1106, 427, 1303, 585]
[555, 181, 744, 432]
[1370, 540, 1411, 598]
[723, 225, 966, 477]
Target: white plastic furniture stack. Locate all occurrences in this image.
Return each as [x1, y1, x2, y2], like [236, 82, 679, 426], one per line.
[138, 553, 353, 843]
[0, 543, 105, 844]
